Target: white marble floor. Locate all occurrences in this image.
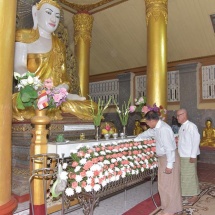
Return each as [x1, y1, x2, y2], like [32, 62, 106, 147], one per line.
[14, 180, 158, 215]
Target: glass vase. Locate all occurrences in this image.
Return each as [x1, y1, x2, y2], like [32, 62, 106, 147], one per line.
[95, 126, 100, 141]
[122, 125, 127, 138]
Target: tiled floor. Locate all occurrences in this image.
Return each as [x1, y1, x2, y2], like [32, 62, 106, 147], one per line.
[13, 162, 215, 215]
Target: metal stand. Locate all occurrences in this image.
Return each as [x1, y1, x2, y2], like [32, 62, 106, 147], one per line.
[62, 168, 158, 215]
[29, 153, 60, 215]
[150, 168, 158, 208]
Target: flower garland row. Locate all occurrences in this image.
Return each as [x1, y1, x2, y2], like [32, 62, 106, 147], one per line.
[60, 139, 158, 197]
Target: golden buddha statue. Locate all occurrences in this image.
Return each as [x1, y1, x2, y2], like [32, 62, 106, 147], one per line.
[200, 120, 215, 147]
[12, 0, 96, 121]
[133, 120, 143, 135]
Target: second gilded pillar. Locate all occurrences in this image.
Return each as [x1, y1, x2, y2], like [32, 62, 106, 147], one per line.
[145, 0, 168, 108]
[73, 13, 94, 97]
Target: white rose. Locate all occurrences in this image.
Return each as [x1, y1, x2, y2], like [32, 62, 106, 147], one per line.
[94, 177, 99, 183]
[85, 153, 90, 159]
[102, 180, 107, 187]
[75, 175, 83, 183]
[20, 79, 28, 87]
[62, 163, 68, 170]
[84, 185, 92, 192]
[65, 188, 74, 196]
[74, 166, 81, 172]
[93, 184, 101, 192]
[60, 171, 68, 180]
[86, 178, 92, 184]
[27, 75, 34, 84]
[14, 72, 21, 80]
[80, 158, 87, 165]
[111, 158, 116, 163]
[86, 170, 93, 178]
[75, 186, 82, 193]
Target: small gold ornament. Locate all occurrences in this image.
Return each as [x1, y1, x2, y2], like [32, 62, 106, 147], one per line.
[80, 133, 85, 140]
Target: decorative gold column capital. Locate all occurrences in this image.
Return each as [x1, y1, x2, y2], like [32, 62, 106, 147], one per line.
[73, 13, 94, 45]
[145, 0, 168, 25]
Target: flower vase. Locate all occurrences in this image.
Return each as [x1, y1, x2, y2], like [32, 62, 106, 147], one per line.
[123, 125, 127, 137]
[95, 126, 100, 141]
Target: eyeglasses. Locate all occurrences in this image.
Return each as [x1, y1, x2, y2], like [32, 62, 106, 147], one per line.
[176, 113, 184, 117]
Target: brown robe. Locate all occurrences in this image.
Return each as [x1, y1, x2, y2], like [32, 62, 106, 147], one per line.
[158, 150, 182, 213]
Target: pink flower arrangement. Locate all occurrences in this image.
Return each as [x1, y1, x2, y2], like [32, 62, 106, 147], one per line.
[129, 96, 147, 113]
[141, 103, 167, 120]
[14, 71, 68, 110]
[129, 96, 167, 120]
[63, 139, 158, 197]
[37, 78, 68, 110]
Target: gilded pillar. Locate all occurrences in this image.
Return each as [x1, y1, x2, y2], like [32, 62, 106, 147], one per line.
[30, 109, 50, 215]
[0, 0, 17, 214]
[73, 13, 94, 97]
[145, 0, 168, 108]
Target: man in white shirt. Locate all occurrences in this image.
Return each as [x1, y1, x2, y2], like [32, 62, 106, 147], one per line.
[177, 108, 200, 204]
[134, 111, 182, 215]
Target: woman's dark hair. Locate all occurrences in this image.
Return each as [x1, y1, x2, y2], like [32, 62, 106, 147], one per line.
[144, 111, 159, 120]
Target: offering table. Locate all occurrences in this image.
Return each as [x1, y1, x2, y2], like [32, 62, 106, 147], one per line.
[47, 137, 158, 215]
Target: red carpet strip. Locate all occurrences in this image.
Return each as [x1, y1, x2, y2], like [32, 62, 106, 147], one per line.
[123, 193, 161, 215]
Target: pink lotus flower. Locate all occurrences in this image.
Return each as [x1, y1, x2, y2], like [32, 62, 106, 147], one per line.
[88, 149, 93, 154]
[81, 181, 87, 188]
[129, 105, 136, 113]
[83, 161, 93, 170]
[72, 181, 78, 189]
[80, 171, 86, 177]
[72, 161, 78, 168]
[53, 93, 62, 103]
[92, 158, 99, 164]
[69, 173, 76, 179]
[77, 151, 85, 157]
[142, 105, 150, 113]
[93, 170, 100, 177]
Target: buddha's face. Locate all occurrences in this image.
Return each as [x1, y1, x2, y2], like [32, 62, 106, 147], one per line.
[206, 120, 212, 128]
[135, 121, 140, 127]
[37, 3, 60, 33]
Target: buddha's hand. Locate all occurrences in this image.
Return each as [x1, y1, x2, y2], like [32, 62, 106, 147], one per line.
[67, 93, 86, 101]
[55, 84, 69, 91]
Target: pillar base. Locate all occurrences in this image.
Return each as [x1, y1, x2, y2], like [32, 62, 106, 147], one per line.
[30, 203, 45, 215]
[13, 193, 29, 203]
[0, 196, 17, 215]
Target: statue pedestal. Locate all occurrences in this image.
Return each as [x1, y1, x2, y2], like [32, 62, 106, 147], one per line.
[12, 113, 94, 202]
[199, 146, 215, 164]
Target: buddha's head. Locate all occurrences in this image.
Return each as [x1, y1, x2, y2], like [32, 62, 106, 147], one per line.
[205, 120, 212, 129]
[135, 120, 140, 127]
[32, 0, 61, 33]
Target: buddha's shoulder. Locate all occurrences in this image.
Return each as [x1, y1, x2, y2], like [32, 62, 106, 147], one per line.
[52, 34, 66, 51]
[15, 29, 39, 43]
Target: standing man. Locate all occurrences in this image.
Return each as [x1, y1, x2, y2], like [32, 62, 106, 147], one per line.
[177, 108, 200, 204]
[134, 111, 182, 215]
